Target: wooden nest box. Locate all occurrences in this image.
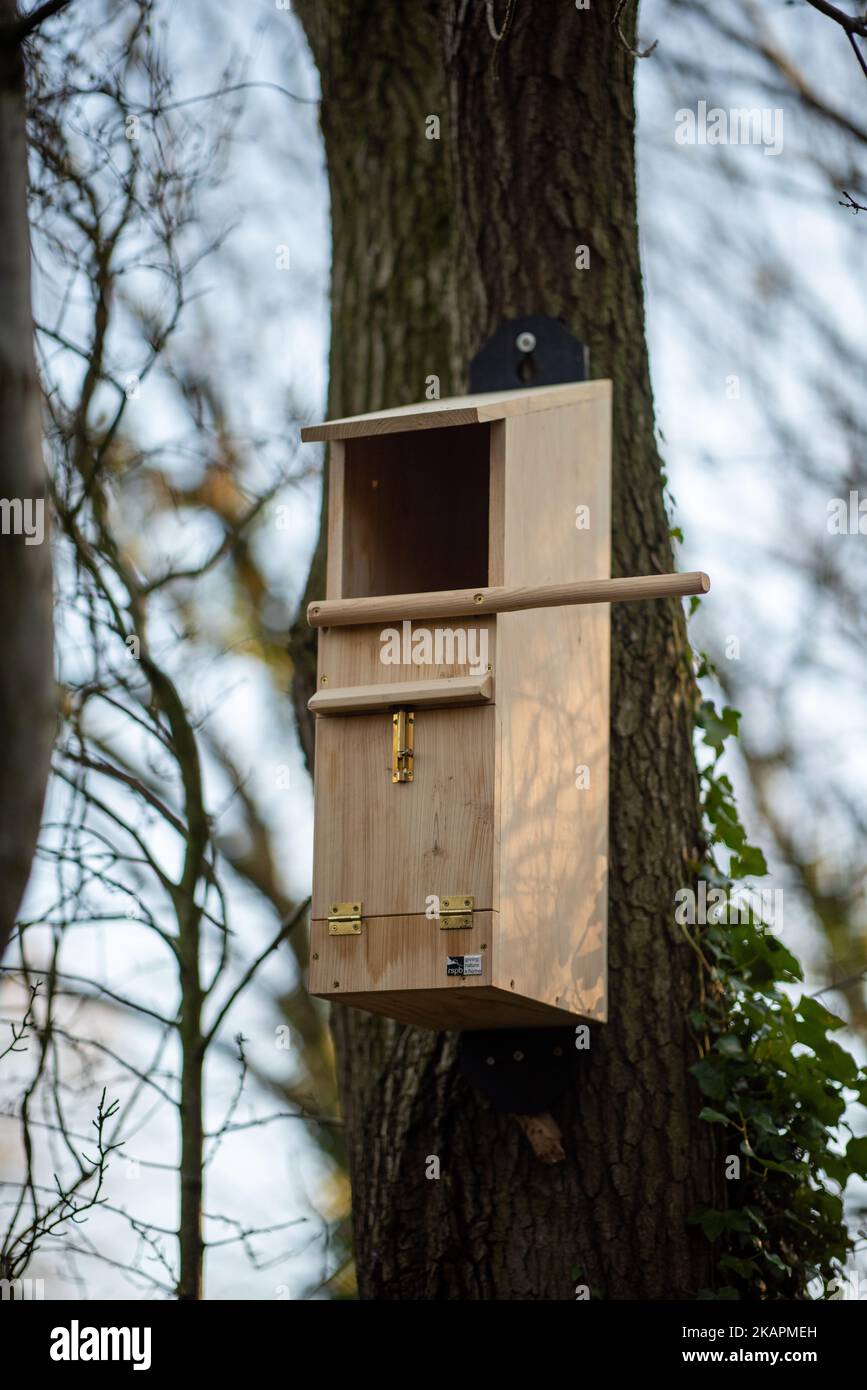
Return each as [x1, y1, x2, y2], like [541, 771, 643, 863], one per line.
[301, 382, 708, 1030]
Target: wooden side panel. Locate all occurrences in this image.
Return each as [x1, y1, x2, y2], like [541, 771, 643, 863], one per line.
[325, 440, 345, 599]
[311, 704, 496, 921]
[488, 420, 506, 587]
[493, 392, 612, 1022]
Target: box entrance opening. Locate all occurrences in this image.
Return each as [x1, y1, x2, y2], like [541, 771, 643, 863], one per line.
[340, 423, 492, 598]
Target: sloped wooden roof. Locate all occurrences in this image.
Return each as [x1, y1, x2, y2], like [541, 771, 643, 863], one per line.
[300, 379, 611, 442]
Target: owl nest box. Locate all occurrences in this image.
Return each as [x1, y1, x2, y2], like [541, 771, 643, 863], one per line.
[301, 381, 708, 1031]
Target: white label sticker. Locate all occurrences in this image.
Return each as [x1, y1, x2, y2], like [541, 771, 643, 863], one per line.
[447, 955, 482, 977]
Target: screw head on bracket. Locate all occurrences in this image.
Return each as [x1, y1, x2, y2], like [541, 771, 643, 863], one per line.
[469, 314, 589, 393]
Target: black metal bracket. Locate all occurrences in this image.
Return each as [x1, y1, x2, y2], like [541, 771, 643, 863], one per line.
[469, 314, 589, 394]
[457, 1027, 582, 1115]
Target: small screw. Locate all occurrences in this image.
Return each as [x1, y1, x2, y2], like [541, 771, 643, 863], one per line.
[510, 979, 515, 988]
[473, 593, 484, 604]
[333, 980, 340, 988]
[312, 952, 319, 961]
[513, 1050, 524, 1062]
[480, 943, 487, 950]
[516, 331, 537, 354]
[311, 606, 320, 615]
[331, 904, 338, 913]
[486, 663, 492, 672]
[485, 1056, 496, 1066]
[320, 675, 328, 685]
[464, 899, 470, 907]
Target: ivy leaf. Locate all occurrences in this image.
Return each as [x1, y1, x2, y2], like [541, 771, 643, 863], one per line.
[699, 1107, 730, 1126]
[697, 700, 741, 752]
[690, 1208, 752, 1241]
[798, 996, 846, 1032]
[689, 1207, 728, 1241]
[691, 1058, 727, 1100]
[822, 1150, 850, 1187]
[747, 1111, 779, 1136]
[719, 1254, 758, 1278]
[730, 845, 768, 878]
[845, 1135, 867, 1179]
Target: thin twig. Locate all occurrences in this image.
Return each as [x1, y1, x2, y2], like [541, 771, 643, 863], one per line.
[613, 0, 658, 59]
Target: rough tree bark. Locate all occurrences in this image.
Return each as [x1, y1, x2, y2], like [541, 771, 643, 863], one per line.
[292, 0, 719, 1299]
[0, 3, 54, 962]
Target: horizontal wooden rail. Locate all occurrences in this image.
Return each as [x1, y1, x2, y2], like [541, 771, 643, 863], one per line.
[307, 571, 710, 629]
[308, 673, 493, 715]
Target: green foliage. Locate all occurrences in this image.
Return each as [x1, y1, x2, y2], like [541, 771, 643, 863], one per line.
[686, 649, 865, 1300]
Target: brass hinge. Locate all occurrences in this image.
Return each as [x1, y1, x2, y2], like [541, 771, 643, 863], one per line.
[328, 901, 362, 936]
[440, 894, 474, 929]
[392, 708, 414, 783]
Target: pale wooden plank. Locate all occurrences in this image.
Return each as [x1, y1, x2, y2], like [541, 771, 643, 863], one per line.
[316, 620, 496, 692]
[488, 421, 506, 587]
[308, 911, 495, 997]
[308, 672, 492, 714]
[324, 441, 344, 599]
[309, 980, 590, 1030]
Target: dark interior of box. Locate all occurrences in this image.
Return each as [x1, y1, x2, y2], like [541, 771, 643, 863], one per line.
[340, 424, 491, 598]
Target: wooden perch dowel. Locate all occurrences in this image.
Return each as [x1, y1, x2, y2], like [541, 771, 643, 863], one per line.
[307, 571, 710, 629]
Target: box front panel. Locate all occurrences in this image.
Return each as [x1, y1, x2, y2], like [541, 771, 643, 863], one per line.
[311, 703, 496, 922]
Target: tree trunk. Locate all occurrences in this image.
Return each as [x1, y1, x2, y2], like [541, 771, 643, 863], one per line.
[293, 0, 719, 1299]
[0, 5, 54, 961]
